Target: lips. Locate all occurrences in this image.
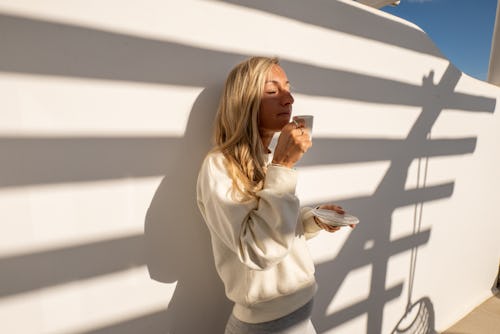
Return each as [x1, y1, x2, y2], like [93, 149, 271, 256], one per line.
[277, 111, 291, 117]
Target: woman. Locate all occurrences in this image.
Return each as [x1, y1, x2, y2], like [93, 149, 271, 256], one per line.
[196, 56, 348, 333]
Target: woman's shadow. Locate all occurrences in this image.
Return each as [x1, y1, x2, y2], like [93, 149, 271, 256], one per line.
[144, 86, 232, 333]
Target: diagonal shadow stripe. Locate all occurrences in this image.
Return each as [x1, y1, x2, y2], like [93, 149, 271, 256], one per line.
[0, 13, 496, 109]
[0, 137, 181, 187]
[217, 0, 445, 58]
[0, 13, 237, 87]
[300, 136, 477, 166]
[313, 229, 432, 272]
[0, 136, 477, 188]
[0, 235, 145, 298]
[306, 182, 455, 211]
[76, 309, 170, 334]
[281, 58, 497, 109]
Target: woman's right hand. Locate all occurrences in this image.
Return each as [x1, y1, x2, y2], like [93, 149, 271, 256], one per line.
[271, 119, 312, 168]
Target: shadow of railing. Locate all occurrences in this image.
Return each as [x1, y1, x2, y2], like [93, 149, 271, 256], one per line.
[0, 235, 144, 298]
[304, 65, 492, 334]
[0, 6, 496, 334]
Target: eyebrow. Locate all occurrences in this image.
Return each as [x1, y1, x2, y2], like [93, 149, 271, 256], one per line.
[265, 80, 291, 86]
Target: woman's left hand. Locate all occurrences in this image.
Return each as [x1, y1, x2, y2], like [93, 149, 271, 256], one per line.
[314, 204, 356, 232]
[314, 218, 342, 233]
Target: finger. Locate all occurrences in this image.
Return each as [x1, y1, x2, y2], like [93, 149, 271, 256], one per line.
[330, 205, 345, 214]
[294, 127, 305, 136]
[292, 117, 306, 128]
[282, 122, 298, 133]
[291, 129, 311, 148]
[314, 218, 332, 231]
[301, 129, 312, 142]
[327, 226, 341, 233]
[316, 219, 340, 233]
[294, 128, 311, 141]
[298, 138, 312, 153]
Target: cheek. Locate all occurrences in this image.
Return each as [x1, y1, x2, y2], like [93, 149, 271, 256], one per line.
[259, 99, 271, 114]
[258, 109, 269, 128]
[258, 101, 270, 123]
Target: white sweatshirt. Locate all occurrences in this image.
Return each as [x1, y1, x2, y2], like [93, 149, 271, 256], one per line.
[196, 151, 322, 323]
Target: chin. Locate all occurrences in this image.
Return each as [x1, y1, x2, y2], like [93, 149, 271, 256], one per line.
[276, 120, 290, 131]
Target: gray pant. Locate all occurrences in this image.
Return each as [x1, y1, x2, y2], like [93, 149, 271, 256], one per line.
[224, 300, 317, 334]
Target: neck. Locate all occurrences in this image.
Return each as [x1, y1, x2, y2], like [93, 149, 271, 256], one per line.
[259, 129, 275, 153]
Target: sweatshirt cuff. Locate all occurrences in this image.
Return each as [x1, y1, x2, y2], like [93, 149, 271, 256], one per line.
[301, 207, 322, 235]
[264, 165, 297, 194]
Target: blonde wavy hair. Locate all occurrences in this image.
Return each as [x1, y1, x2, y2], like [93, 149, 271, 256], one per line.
[213, 56, 280, 201]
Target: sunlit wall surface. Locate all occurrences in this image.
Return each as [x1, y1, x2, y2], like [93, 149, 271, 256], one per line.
[1, 1, 499, 333]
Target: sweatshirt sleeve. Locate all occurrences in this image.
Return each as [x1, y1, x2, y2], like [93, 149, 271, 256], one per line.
[300, 207, 322, 239]
[196, 153, 300, 271]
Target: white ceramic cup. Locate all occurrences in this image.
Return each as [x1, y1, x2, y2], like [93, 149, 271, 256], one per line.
[293, 115, 314, 137]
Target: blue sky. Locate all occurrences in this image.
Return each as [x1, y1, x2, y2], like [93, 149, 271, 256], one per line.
[382, 0, 497, 81]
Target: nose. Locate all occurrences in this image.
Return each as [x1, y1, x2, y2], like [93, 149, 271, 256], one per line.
[281, 90, 294, 106]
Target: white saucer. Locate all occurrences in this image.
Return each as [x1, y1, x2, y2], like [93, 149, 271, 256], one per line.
[312, 208, 360, 227]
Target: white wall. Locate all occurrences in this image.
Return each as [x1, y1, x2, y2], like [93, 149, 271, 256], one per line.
[1, 1, 499, 333]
